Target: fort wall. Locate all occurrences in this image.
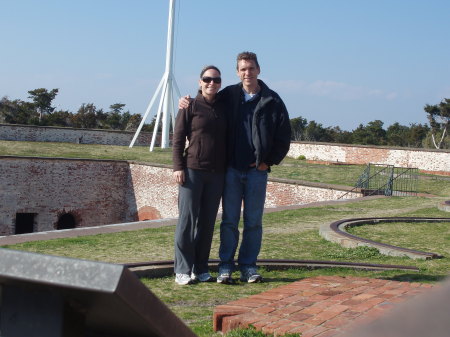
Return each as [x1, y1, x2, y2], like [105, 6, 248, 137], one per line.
[0, 157, 360, 235]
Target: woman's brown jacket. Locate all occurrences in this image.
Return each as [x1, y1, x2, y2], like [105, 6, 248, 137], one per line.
[172, 92, 227, 172]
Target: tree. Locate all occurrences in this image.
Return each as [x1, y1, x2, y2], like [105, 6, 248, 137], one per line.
[104, 103, 133, 130]
[71, 103, 102, 129]
[386, 122, 409, 147]
[290, 117, 308, 141]
[303, 120, 333, 142]
[104, 103, 124, 129]
[125, 113, 142, 131]
[424, 98, 450, 149]
[0, 96, 37, 124]
[352, 120, 386, 145]
[407, 123, 429, 148]
[42, 110, 73, 127]
[328, 126, 353, 144]
[27, 88, 59, 122]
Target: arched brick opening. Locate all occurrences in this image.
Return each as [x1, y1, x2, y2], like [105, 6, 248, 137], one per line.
[137, 206, 161, 221]
[56, 212, 77, 230]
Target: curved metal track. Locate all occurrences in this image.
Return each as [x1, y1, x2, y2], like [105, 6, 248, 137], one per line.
[124, 258, 419, 278]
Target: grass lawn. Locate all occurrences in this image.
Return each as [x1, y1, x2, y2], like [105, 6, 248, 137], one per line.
[1, 140, 450, 336]
[0, 140, 173, 165]
[2, 140, 449, 196]
[3, 197, 450, 336]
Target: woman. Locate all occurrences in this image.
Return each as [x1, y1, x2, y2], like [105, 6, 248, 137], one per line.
[172, 65, 227, 285]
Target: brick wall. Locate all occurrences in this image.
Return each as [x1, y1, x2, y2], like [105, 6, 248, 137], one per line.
[266, 181, 358, 207]
[0, 157, 134, 235]
[0, 123, 153, 146]
[288, 142, 450, 175]
[2, 124, 448, 175]
[0, 157, 359, 235]
[128, 163, 179, 221]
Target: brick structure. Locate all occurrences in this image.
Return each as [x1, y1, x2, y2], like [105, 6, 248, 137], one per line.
[213, 276, 435, 336]
[289, 142, 450, 176]
[0, 123, 153, 146]
[2, 125, 449, 175]
[0, 157, 359, 236]
[0, 157, 136, 235]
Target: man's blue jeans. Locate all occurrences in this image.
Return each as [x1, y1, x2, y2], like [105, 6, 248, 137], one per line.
[219, 166, 268, 272]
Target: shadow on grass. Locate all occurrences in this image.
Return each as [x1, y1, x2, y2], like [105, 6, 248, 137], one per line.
[382, 273, 448, 283]
[259, 277, 305, 283]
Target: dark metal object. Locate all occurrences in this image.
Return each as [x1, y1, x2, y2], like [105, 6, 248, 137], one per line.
[124, 258, 419, 276]
[340, 163, 419, 198]
[0, 249, 197, 337]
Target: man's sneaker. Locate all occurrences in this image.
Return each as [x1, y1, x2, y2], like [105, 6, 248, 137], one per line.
[175, 273, 193, 285]
[191, 272, 215, 282]
[240, 268, 263, 283]
[217, 269, 233, 284]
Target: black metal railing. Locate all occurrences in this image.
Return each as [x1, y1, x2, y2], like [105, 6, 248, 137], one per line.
[340, 163, 418, 199]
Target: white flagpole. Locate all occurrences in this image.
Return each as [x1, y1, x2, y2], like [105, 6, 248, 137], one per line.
[129, 0, 179, 150]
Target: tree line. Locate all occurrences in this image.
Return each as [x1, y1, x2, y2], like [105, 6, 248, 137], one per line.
[1, 88, 449, 149]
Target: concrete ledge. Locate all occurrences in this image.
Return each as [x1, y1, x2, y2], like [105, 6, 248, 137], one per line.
[437, 200, 450, 212]
[0, 218, 178, 246]
[320, 217, 450, 259]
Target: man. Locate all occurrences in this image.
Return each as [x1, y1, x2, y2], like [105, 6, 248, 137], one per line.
[180, 51, 291, 284]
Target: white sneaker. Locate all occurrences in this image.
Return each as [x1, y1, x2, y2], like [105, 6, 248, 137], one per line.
[240, 268, 263, 283]
[175, 273, 192, 285]
[217, 269, 234, 284]
[191, 272, 214, 282]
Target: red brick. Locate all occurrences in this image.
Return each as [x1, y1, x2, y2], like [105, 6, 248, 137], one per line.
[323, 315, 354, 329]
[301, 325, 331, 337]
[222, 315, 245, 333]
[213, 276, 436, 335]
[301, 306, 325, 315]
[316, 330, 340, 337]
[271, 305, 303, 316]
[254, 306, 277, 314]
[261, 319, 293, 335]
[288, 311, 314, 321]
[288, 323, 316, 334]
[273, 322, 305, 336]
[252, 316, 279, 330]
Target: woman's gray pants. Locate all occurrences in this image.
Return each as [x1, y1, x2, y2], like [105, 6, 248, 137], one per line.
[174, 168, 224, 275]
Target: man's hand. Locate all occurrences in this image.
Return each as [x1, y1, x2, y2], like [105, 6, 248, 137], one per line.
[257, 162, 269, 171]
[178, 95, 190, 109]
[173, 170, 185, 185]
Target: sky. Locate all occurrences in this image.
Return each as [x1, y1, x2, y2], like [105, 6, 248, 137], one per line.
[1, 0, 450, 131]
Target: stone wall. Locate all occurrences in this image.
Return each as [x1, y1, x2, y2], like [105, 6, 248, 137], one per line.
[2, 124, 448, 175]
[0, 157, 135, 235]
[288, 142, 450, 175]
[128, 163, 179, 221]
[0, 157, 360, 235]
[0, 123, 153, 146]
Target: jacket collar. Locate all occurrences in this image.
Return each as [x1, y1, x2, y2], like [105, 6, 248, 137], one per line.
[237, 79, 272, 100]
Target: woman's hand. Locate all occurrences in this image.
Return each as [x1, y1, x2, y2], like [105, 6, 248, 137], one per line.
[178, 95, 190, 109]
[173, 170, 185, 185]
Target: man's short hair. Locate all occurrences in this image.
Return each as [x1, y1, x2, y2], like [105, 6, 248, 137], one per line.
[236, 51, 260, 70]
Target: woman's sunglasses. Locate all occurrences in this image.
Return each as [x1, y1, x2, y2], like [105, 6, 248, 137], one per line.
[202, 77, 221, 84]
